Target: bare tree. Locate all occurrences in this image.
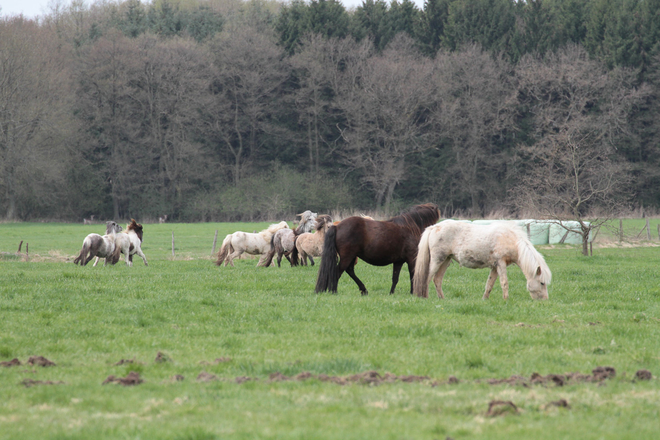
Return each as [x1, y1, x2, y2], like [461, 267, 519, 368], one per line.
[75, 30, 139, 219]
[127, 35, 214, 217]
[431, 44, 517, 216]
[290, 34, 340, 175]
[334, 35, 436, 212]
[511, 45, 649, 255]
[206, 26, 288, 186]
[0, 18, 73, 219]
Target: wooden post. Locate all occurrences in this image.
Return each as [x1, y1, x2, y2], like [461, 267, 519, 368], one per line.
[526, 223, 531, 239]
[211, 230, 218, 255]
[171, 232, 175, 258]
[17, 240, 23, 253]
[619, 219, 623, 243]
[25, 243, 29, 262]
[657, 224, 660, 240]
[646, 218, 651, 241]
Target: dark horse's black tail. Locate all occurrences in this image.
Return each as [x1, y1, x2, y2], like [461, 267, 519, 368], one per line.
[315, 225, 339, 293]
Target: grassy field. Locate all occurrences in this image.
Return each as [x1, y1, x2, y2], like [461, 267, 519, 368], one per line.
[0, 221, 659, 439]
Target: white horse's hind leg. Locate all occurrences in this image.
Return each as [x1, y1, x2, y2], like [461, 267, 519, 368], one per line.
[496, 260, 509, 300]
[227, 250, 242, 267]
[431, 257, 451, 299]
[483, 267, 498, 299]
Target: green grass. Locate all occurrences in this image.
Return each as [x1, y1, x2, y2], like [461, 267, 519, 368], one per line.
[0, 222, 659, 439]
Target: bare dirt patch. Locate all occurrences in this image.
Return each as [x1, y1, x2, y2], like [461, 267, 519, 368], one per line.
[21, 379, 65, 387]
[486, 400, 518, 417]
[635, 370, 653, 381]
[268, 370, 434, 386]
[27, 356, 56, 367]
[154, 352, 171, 363]
[0, 358, 21, 367]
[196, 372, 218, 382]
[102, 371, 143, 386]
[485, 367, 617, 387]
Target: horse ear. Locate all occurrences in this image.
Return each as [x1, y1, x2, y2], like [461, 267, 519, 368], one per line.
[536, 266, 542, 276]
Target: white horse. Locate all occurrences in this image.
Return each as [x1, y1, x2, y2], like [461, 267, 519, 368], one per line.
[112, 219, 149, 266]
[74, 221, 123, 266]
[215, 221, 289, 267]
[263, 211, 317, 267]
[292, 214, 333, 266]
[413, 220, 552, 300]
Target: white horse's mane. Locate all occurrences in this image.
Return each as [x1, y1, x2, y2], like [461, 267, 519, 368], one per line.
[508, 223, 552, 284]
[260, 221, 289, 239]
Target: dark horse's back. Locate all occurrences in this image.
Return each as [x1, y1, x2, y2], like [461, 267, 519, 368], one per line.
[315, 204, 440, 294]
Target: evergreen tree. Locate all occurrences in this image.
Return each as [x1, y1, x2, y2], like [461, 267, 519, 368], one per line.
[351, 0, 390, 51]
[119, 0, 148, 38]
[415, 0, 450, 56]
[443, 0, 518, 59]
[388, 0, 420, 39]
[182, 6, 224, 43]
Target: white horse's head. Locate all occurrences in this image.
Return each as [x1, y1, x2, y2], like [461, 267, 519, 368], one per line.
[516, 232, 552, 300]
[106, 221, 122, 235]
[526, 266, 549, 300]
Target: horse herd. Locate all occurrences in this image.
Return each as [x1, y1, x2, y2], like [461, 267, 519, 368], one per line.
[74, 204, 552, 300]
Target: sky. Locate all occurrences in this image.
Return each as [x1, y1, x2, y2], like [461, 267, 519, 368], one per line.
[1, 0, 424, 19]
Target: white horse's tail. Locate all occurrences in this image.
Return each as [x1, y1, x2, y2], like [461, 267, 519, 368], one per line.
[413, 227, 433, 298]
[74, 237, 91, 266]
[261, 234, 277, 268]
[215, 234, 233, 266]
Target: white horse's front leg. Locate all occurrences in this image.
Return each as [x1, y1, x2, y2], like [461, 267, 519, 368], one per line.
[137, 249, 148, 266]
[496, 260, 509, 300]
[93, 257, 100, 267]
[483, 267, 498, 299]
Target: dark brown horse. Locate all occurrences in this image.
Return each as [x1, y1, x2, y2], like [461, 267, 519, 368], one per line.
[315, 203, 440, 295]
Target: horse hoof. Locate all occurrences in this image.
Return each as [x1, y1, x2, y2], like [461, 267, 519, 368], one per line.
[360, 290, 368, 296]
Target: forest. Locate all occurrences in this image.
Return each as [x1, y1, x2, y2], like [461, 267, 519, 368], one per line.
[1, 0, 659, 222]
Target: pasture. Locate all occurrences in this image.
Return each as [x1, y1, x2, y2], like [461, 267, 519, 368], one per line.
[0, 221, 659, 440]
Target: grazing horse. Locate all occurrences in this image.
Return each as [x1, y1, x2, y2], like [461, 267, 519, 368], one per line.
[291, 214, 333, 266]
[263, 210, 317, 267]
[74, 221, 123, 266]
[112, 219, 149, 267]
[413, 220, 552, 300]
[215, 221, 289, 267]
[315, 203, 440, 295]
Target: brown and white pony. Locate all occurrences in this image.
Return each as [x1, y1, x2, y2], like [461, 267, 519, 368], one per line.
[413, 220, 552, 300]
[262, 210, 317, 267]
[215, 221, 289, 267]
[74, 221, 123, 266]
[290, 214, 333, 266]
[111, 219, 148, 267]
[315, 204, 441, 295]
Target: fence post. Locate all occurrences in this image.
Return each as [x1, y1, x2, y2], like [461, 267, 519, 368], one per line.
[646, 218, 651, 241]
[211, 230, 218, 255]
[619, 219, 623, 243]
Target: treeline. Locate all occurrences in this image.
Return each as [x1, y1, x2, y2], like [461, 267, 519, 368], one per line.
[1, 0, 659, 222]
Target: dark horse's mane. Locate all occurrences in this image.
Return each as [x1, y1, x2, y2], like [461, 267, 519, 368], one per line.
[386, 203, 440, 236]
